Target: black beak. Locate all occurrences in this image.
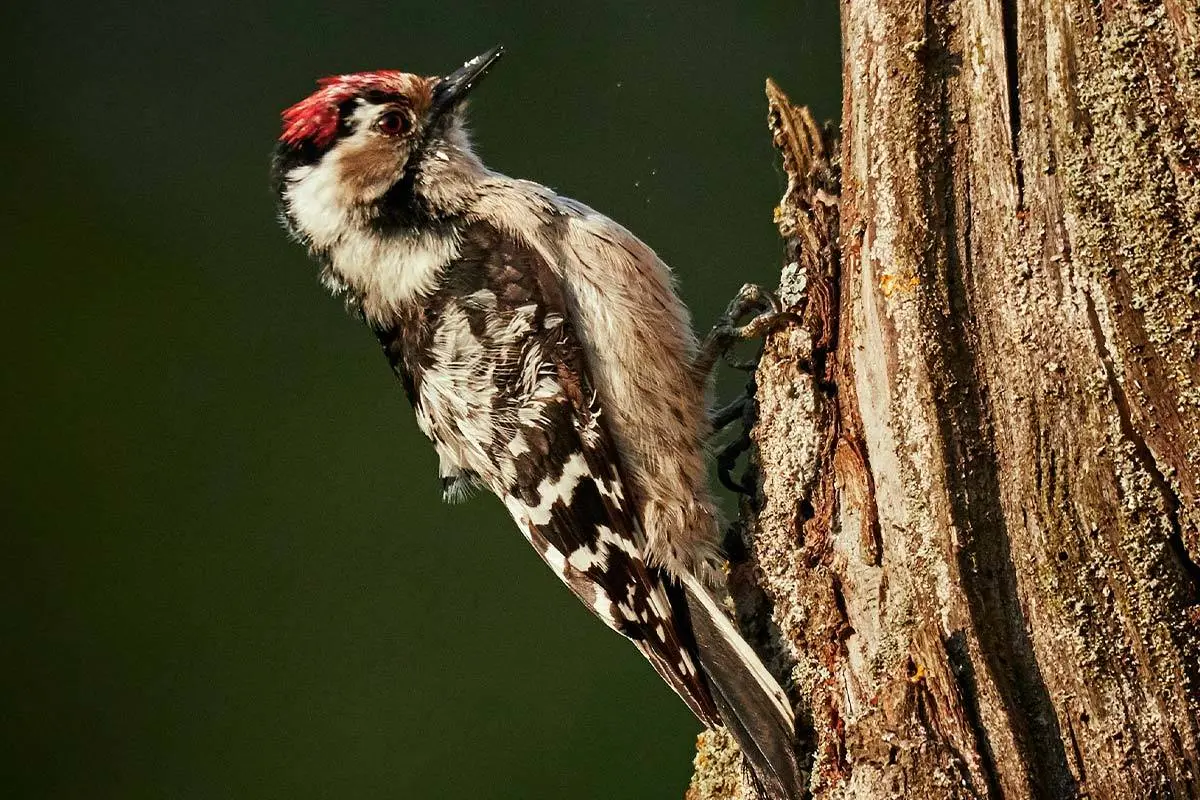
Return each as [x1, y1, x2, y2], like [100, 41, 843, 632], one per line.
[431, 45, 504, 117]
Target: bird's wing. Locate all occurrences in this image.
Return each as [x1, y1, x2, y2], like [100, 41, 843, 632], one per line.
[474, 179, 718, 575]
[395, 218, 721, 727]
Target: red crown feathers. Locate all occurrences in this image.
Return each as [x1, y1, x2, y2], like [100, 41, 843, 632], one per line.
[279, 71, 418, 150]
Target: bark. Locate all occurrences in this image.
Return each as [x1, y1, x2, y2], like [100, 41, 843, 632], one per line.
[689, 0, 1200, 797]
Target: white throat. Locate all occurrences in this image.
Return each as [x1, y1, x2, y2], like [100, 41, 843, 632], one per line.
[283, 158, 460, 324]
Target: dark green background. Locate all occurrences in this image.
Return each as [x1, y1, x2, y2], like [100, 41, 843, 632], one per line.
[4, 3, 839, 798]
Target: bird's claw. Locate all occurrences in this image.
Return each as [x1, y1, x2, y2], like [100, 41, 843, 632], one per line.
[698, 284, 800, 498]
[694, 284, 799, 381]
[708, 393, 749, 434]
[716, 428, 753, 495]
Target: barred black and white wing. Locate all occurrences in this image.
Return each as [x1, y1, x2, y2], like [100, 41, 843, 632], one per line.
[375, 220, 721, 728]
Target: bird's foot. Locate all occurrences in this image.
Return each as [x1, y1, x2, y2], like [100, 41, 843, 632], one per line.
[697, 285, 799, 497]
[706, 389, 754, 494]
[693, 284, 799, 380]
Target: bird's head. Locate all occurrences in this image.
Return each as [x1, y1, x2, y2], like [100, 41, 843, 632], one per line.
[272, 46, 503, 247]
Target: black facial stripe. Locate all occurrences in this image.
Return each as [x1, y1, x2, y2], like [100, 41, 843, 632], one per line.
[360, 90, 409, 107]
[375, 107, 464, 228]
[334, 98, 361, 139]
[269, 139, 320, 198]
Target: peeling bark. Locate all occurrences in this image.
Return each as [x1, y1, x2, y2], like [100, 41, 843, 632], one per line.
[690, 0, 1200, 797]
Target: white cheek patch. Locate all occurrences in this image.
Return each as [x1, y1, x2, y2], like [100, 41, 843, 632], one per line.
[347, 101, 379, 128]
[284, 160, 347, 249]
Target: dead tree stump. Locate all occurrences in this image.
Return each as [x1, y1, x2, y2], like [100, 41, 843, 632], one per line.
[691, 1, 1200, 796]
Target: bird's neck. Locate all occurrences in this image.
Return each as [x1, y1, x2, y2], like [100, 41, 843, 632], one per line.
[321, 221, 462, 328]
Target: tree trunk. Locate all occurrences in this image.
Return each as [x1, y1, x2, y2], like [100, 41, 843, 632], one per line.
[690, 0, 1200, 797]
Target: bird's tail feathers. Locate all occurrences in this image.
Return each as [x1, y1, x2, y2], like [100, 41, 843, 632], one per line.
[681, 573, 808, 800]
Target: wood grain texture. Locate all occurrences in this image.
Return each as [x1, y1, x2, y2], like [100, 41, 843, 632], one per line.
[690, 0, 1200, 796]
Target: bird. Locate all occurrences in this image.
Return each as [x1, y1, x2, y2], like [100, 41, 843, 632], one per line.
[271, 46, 805, 799]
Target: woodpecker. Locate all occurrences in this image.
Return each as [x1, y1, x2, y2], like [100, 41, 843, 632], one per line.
[272, 47, 805, 799]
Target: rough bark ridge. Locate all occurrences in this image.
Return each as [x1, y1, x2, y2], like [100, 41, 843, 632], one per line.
[690, 0, 1200, 797]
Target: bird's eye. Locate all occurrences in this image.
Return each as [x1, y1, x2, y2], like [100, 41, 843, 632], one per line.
[375, 110, 412, 136]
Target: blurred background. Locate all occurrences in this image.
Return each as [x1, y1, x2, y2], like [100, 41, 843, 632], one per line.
[3, 2, 839, 798]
